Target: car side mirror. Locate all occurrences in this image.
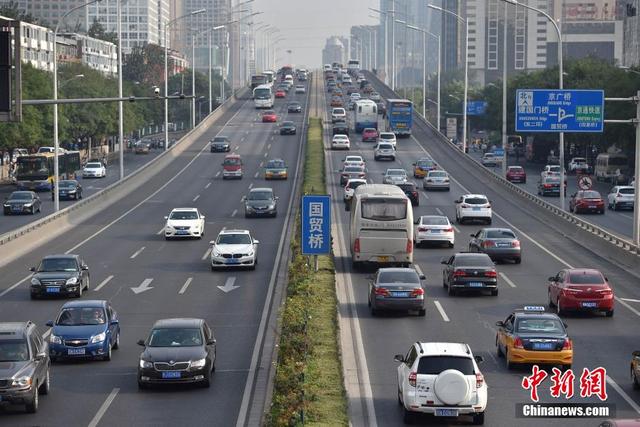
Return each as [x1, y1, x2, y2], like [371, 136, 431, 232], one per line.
[29, 267, 36, 272]
[81, 265, 89, 270]
[414, 219, 419, 225]
[563, 322, 568, 329]
[164, 216, 168, 220]
[440, 258, 448, 265]
[253, 240, 260, 244]
[201, 215, 205, 220]
[604, 276, 608, 281]
[275, 197, 280, 200]
[495, 321, 504, 327]
[241, 196, 246, 201]
[470, 234, 476, 237]
[207, 338, 216, 345]
[110, 319, 119, 325]
[137, 339, 146, 347]
[454, 200, 461, 204]
[418, 274, 426, 280]
[474, 355, 484, 364]
[36, 351, 47, 360]
[46, 320, 54, 327]
[633, 351, 640, 358]
[548, 276, 556, 282]
[394, 354, 405, 363]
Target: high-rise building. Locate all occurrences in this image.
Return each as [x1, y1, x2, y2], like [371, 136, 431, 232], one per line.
[180, 0, 230, 73]
[322, 36, 346, 66]
[622, 0, 639, 66]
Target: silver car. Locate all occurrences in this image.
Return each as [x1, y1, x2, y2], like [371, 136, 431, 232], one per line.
[374, 142, 396, 161]
[468, 227, 521, 263]
[382, 168, 408, 185]
[423, 170, 450, 191]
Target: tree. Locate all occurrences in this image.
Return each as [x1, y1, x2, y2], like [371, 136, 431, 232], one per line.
[88, 19, 117, 45]
[0, 1, 40, 25]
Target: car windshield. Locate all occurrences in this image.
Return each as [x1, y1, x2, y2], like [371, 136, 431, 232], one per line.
[224, 158, 241, 166]
[378, 144, 393, 150]
[267, 160, 285, 168]
[380, 133, 394, 139]
[486, 230, 516, 239]
[248, 191, 273, 201]
[515, 318, 565, 334]
[398, 184, 416, 191]
[86, 163, 102, 168]
[573, 158, 586, 163]
[361, 199, 407, 221]
[454, 255, 493, 267]
[38, 258, 77, 272]
[57, 307, 106, 326]
[59, 181, 76, 188]
[217, 234, 252, 245]
[282, 122, 294, 127]
[264, 111, 275, 115]
[428, 171, 447, 178]
[147, 328, 203, 347]
[0, 340, 29, 362]
[569, 272, 604, 284]
[170, 211, 198, 220]
[289, 103, 300, 107]
[545, 177, 560, 183]
[421, 216, 449, 225]
[418, 160, 435, 167]
[484, 154, 495, 158]
[464, 197, 488, 205]
[581, 191, 601, 199]
[417, 356, 474, 375]
[619, 188, 634, 194]
[387, 170, 406, 176]
[345, 157, 362, 162]
[9, 192, 32, 200]
[509, 167, 524, 172]
[364, 129, 376, 133]
[213, 137, 228, 143]
[378, 270, 420, 284]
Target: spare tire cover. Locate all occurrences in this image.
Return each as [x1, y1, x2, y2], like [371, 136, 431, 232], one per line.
[434, 369, 470, 406]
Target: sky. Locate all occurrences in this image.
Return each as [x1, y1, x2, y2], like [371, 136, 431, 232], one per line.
[253, 0, 379, 69]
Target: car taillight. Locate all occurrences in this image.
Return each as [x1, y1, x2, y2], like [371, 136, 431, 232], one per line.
[444, 227, 453, 232]
[410, 288, 424, 297]
[485, 270, 497, 278]
[354, 238, 360, 253]
[412, 191, 418, 198]
[513, 337, 524, 349]
[409, 372, 417, 387]
[461, 204, 470, 208]
[359, 173, 365, 178]
[453, 270, 467, 277]
[407, 239, 413, 253]
[562, 339, 572, 350]
[374, 287, 390, 297]
[482, 241, 496, 248]
[544, 184, 552, 188]
[511, 240, 520, 248]
[476, 372, 484, 388]
[418, 227, 428, 232]
[598, 289, 613, 295]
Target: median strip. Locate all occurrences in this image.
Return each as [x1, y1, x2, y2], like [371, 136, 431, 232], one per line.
[268, 117, 348, 426]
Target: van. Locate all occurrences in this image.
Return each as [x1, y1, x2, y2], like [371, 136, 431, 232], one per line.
[595, 153, 629, 182]
[222, 154, 243, 179]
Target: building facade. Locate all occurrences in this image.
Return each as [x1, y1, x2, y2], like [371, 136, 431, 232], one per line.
[322, 36, 346, 66]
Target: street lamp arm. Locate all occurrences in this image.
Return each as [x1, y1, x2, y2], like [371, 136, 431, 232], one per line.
[427, 4, 466, 25]
[55, 0, 102, 33]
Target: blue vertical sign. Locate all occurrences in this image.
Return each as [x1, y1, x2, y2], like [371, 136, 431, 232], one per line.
[301, 195, 331, 255]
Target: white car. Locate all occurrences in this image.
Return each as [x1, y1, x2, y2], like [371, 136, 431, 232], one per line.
[331, 107, 347, 123]
[541, 164, 565, 177]
[164, 207, 205, 239]
[423, 170, 450, 191]
[37, 146, 66, 154]
[343, 155, 365, 169]
[455, 194, 492, 224]
[607, 185, 635, 210]
[374, 142, 396, 161]
[344, 178, 367, 203]
[332, 135, 350, 150]
[295, 85, 306, 94]
[350, 93, 361, 102]
[369, 92, 381, 101]
[481, 153, 497, 167]
[568, 157, 589, 173]
[82, 162, 106, 178]
[414, 215, 454, 247]
[378, 132, 397, 148]
[395, 342, 487, 424]
[210, 229, 259, 270]
[382, 168, 408, 185]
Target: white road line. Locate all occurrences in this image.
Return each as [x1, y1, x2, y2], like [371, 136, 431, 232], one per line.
[130, 246, 145, 259]
[87, 388, 120, 427]
[178, 277, 193, 295]
[231, 209, 237, 217]
[248, 183, 253, 189]
[620, 297, 640, 303]
[259, 161, 264, 167]
[41, 329, 51, 340]
[94, 275, 114, 292]
[254, 171, 259, 178]
[620, 213, 634, 220]
[192, 194, 200, 202]
[499, 272, 517, 288]
[422, 192, 429, 199]
[615, 297, 640, 317]
[0, 276, 30, 298]
[452, 224, 461, 233]
[156, 226, 165, 235]
[435, 207, 444, 215]
[433, 300, 450, 322]
[215, 171, 221, 177]
[241, 137, 245, 142]
[205, 182, 211, 189]
[267, 143, 271, 149]
[234, 146, 239, 151]
[263, 152, 268, 158]
[414, 264, 424, 277]
[607, 376, 640, 414]
[201, 247, 212, 261]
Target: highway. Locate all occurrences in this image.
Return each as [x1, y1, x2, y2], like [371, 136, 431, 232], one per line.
[0, 81, 310, 425]
[329, 72, 640, 426]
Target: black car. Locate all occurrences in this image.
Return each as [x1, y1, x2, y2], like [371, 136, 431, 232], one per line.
[210, 136, 231, 152]
[441, 252, 498, 296]
[396, 182, 419, 206]
[0, 321, 50, 413]
[3, 191, 41, 215]
[287, 101, 302, 113]
[368, 268, 426, 316]
[57, 180, 83, 200]
[332, 123, 350, 136]
[280, 121, 297, 135]
[244, 187, 278, 217]
[29, 254, 90, 299]
[137, 318, 216, 389]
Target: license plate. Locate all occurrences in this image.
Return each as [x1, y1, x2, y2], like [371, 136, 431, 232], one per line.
[227, 258, 240, 264]
[46, 287, 60, 293]
[12, 206, 21, 211]
[533, 343, 554, 350]
[68, 348, 85, 355]
[161, 371, 181, 379]
[473, 207, 481, 211]
[468, 282, 484, 287]
[435, 409, 459, 417]
[431, 230, 441, 233]
[391, 291, 410, 297]
[176, 230, 188, 235]
[377, 256, 389, 263]
[498, 243, 511, 247]
[582, 302, 598, 308]
[588, 205, 596, 209]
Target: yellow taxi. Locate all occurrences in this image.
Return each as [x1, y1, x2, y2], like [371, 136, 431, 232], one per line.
[264, 159, 288, 180]
[495, 306, 573, 369]
[412, 158, 438, 178]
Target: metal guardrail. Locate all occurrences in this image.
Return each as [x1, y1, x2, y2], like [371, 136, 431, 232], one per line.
[364, 71, 640, 258]
[0, 88, 249, 247]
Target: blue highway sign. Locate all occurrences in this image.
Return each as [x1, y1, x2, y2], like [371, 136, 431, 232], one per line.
[301, 195, 331, 255]
[467, 101, 488, 116]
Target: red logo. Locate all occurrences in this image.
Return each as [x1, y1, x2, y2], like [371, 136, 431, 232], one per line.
[549, 367, 575, 399]
[522, 366, 608, 402]
[522, 365, 548, 402]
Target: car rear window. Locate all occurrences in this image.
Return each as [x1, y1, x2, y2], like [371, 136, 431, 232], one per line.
[421, 216, 449, 226]
[485, 230, 516, 239]
[428, 171, 447, 177]
[361, 199, 407, 221]
[569, 272, 604, 284]
[508, 167, 523, 172]
[344, 166, 363, 173]
[378, 144, 393, 150]
[348, 181, 365, 190]
[454, 254, 493, 267]
[398, 183, 416, 191]
[620, 188, 634, 194]
[582, 191, 601, 198]
[378, 270, 420, 284]
[417, 356, 475, 375]
[380, 133, 394, 139]
[387, 170, 406, 176]
[515, 318, 565, 334]
[464, 197, 488, 205]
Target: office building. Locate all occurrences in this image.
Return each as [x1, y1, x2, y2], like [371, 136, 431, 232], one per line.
[322, 36, 347, 66]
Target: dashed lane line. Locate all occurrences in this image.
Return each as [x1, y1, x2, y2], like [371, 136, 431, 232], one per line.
[499, 272, 517, 288]
[201, 247, 212, 261]
[193, 194, 200, 202]
[231, 209, 237, 217]
[94, 275, 114, 292]
[205, 182, 211, 189]
[87, 388, 120, 427]
[433, 300, 450, 322]
[178, 277, 193, 295]
[130, 246, 145, 259]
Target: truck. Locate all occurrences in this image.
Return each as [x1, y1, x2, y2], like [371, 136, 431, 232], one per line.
[385, 99, 413, 137]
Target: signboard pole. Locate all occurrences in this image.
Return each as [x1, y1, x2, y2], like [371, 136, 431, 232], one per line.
[314, 255, 318, 272]
[634, 90, 640, 247]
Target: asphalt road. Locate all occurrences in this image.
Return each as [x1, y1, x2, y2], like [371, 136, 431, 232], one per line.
[0, 82, 309, 426]
[329, 72, 640, 426]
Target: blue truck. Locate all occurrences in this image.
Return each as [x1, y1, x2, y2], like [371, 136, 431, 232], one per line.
[386, 99, 413, 136]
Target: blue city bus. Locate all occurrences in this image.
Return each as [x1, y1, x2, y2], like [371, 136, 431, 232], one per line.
[386, 99, 413, 136]
[15, 151, 81, 191]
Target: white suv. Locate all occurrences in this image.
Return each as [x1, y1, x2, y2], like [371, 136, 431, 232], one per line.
[331, 107, 346, 123]
[379, 132, 397, 148]
[455, 194, 492, 224]
[395, 342, 487, 425]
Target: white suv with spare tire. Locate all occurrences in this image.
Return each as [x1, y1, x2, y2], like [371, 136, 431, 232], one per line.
[395, 341, 487, 425]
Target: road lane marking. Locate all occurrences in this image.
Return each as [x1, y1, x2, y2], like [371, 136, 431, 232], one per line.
[87, 388, 120, 427]
[231, 209, 237, 217]
[248, 183, 253, 189]
[156, 226, 165, 235]
[130, 278, 154, 295]
[254, 172, 259, 178]
[499, 272, 517, 288]
[130, 246, 145, 259]
[607, 376, 640, 414]
[620, 298, 640, 303]
[414, 264, 424, 277]
[433, 300, 450, 322]
[41, 329, 51, 340]
[259, 161, 264, 167]
[267, 144, 271, 149]
[615, 297, 640, 317]
[263, 152, 268, 157]
[241, 137, 245, 142]
[178, 277, 193, 294]
[0, 277, 30, 298]
[94, 275, 114, 292]
[435, 208, 444, 215]
[215, 171, 221, 177]
[201, 247, 212, 261]
[192, 194, 200, 202]
[234, 146, 239, 151]
[205, 182, 211, 189]
[422, 192, 429, 199]
[217, 276, 239, 293]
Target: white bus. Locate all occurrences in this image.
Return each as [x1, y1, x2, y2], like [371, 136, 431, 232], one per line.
[262, 70, 275, 87]
[253, 84, 274, 109]
[350, 184, 414, 269]
[354, 99, 378, 133]
[348, 59, 360, 72]
[595, 153, 629, 182]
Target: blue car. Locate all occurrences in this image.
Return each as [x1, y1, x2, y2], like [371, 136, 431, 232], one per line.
[46, 300, 120, 362]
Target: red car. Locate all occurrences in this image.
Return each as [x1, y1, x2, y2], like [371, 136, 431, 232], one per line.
[548, 268, 614, 316]
[505, 166, 526, 183]
[262, 110, 277, 123]
[569, 190, 605, 214]
[275, 89, 286, 98]
[362, 128, 379, 142]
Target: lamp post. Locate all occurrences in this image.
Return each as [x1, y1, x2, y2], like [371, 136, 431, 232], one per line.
[405, 23, 439, 126]
[428, 4, 468, 154]
[164, 8, 206, 151]
[501, 2, 508, 177]
[369, 8, 389, 85]
[53, 0, 102, 212]
[116, 0, 124, 180]
[499, 0, 564, 209]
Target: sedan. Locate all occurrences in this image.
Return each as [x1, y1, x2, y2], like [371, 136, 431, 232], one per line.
[47, 300, 120, 362]
[506, 166, 526, 183]
[275, 89, 286, 98]
[481, 153, 497, 167]
[570, 190, 605, 214]
[368, 268, 426, 316]
[332, 123, 350, 136]
[262, 110, 277, 122]
[362, 128, 378, 142]
[423, 170, 450, 191]
[330, 97, 344, 107]
[209, 229, 259, 270]
[414, 215, 454, 248]
[83, 162, 106, 178]
[548, 268, 614, 316]
[332, 135, 351, 150]
[57, 180, 83, 200]
[264, 159, 288, 180]
[468, 228, 521, 263]
[441, 252, 498, 296]
[607, 186, 634, 210]
[378, 132, 396, 148]
[244, 188, 278, 217]
[340, 165, 366, 185]
[164, 208, 206, 239]
[29, 254, 90, 299]
[134, 142, 150, 154]
[413, 158, 438, 178]
[344, 178, 367, 205]
[369, 92, 381, 101]
[342, 155, 365, 169]
[4, 191, 41, 215]
[137, 318, 216, 388]
[295, 85, 306, 94]
[210, 136, 231, 152]
[279, 121, 297, 135]
[382, 168, 408, 185]
[287, 102, 302, 113]
[396, 182, 419, 206]
[374, 142, 396, 161]
[538, 176, 564, 197]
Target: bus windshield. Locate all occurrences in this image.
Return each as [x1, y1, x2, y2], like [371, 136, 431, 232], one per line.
[254, 88, 272, 99]
[361, 199, 407, 221]
[16, 157, 49, 180]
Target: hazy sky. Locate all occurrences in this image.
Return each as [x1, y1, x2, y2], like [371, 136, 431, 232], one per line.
[253, 0, 379, 68]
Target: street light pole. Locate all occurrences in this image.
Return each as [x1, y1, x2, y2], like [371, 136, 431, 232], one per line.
[369, 8, 388, 83]
[116, 0, 124, 180]
[501, 2, 508, 177]
[191, 32, 196, 128]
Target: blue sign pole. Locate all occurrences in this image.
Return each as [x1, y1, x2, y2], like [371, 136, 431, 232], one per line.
[301, 195, 331, 259]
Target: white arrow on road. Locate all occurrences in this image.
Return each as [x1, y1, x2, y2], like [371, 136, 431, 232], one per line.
[131, 278, 154, 294]
[217, 277, 239, 293]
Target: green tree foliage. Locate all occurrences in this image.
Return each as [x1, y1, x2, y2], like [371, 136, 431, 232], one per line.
[0, 1, 40, 25]
[87, 19, 117, 45]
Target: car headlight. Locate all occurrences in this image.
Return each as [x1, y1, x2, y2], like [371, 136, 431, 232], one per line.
[30, 277, 40, 285]
[90, 331, 106, 344]
[268, 204, 275, 209]
[165, 224, 174, 231]
[139, 359, 153, 369]
[68, 190, 76, 193]
[247, 250, 254, 257]
[191, 358, 207, 369]
[212, 248, 221, 257]
[23, 203, 33, 207]
[49, 334, 62, 344]
[66, 277, 78, 285]
[11, 376, 32, 387]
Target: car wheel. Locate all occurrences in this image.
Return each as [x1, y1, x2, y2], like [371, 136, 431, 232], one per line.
[417, 308, 426, 317]
[496, 337, 503, 357]
[608, 202, 613, 210]
[448, 285, 456, 296]
[25, 385, 39, 413]
[505, 350, 514, 370]
[30, 206, 34, 215]
[487, 218, 492, 225]
[113, 332, 120, 350]
[556, 298, 563, 316]
[39, 370, 50, 395]
[76, 282, 83, 298]
[85, 276, 90, 291]
[548, 290, 555, 308]
[370, 305, 378, 316]
[38, 205, 42, 212]
[633, 370, 640, 389]
[201, 369, 212, 388]
[472, 412, 485, 425]
[30, 292, 38, 300]
[398, 387, 403, 406]
[613, 203, 619, 211]
[103, 343, 112, 361]
[605, 309, 614, 317]
[138, 379, 148, 390]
